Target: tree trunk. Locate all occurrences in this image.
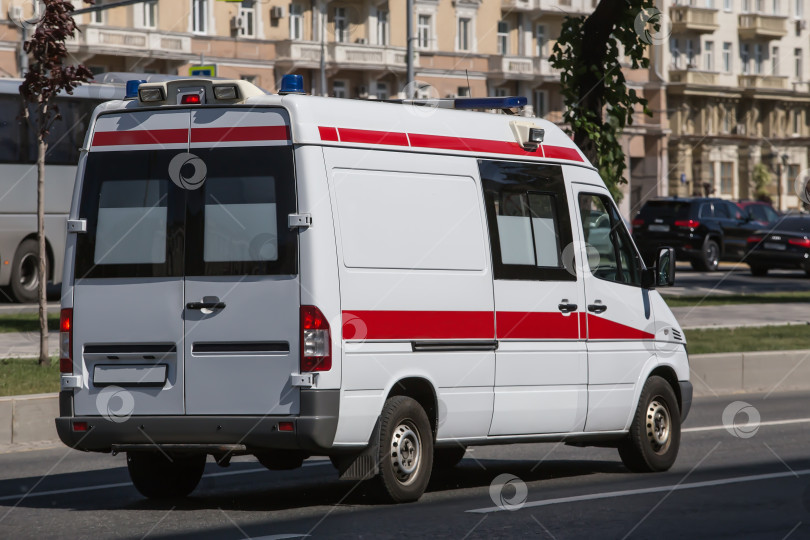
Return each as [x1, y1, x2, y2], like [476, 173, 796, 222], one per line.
[37, 136, 48, 366]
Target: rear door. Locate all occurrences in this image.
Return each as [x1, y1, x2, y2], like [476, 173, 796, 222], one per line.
[73, 110, 189, 416]
[571, 181, 656, 433]
[183, 108, 300, 415]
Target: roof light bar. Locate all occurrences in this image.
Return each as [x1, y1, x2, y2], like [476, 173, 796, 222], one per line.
[125, 79, 146, 99]
[213, 85, 238, 100]
[138, 87, 164, 102]
[453, 96, 527, 110]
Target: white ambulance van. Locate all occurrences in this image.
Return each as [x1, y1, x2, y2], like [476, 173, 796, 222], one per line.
[56, 75, 691, 503]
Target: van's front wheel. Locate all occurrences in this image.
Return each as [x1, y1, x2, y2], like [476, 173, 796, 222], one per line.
[377, 396, 433, 503]
[127, 452, 206, 499]
[618, 376, 681, 473]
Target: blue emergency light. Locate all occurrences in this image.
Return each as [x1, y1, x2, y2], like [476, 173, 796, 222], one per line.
[279, 74, 305, 95]
[453, 96, 527, 110]
[125, 79, 146, 99]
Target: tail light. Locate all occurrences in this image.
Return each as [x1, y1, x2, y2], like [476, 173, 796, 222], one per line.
[301, 305, 331, 372]
[631, 218, 644, 227]
[747, 235, 763, 244]
[59, 308, 73, 373]
[674, 219, 700, 229]
[789, 237, 810, 248]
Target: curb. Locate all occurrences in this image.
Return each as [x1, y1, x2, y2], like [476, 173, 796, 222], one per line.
[3, 349, 809, 449]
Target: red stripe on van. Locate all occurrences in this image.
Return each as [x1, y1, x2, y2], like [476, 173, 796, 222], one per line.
[342, 310, 495, 340]
[317, 126, 584, 162]
[338, 128, 409, 146]
[586, 315, 655, 340]
[92, 129, 188, 147]
[496, 311, 580, 340]
[191, 125, 289, 143]
[318, 126, 339, 141]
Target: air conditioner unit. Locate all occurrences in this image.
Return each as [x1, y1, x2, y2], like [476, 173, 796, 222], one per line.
[356, 85, 368, 98]
[230, 16, 245, 31]
[270, 6, 284, 19]
[797, 20, 807, 31]
[356, 37, 367, 44]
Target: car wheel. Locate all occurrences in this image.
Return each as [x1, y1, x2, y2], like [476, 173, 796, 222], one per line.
[10, 239, 45, 304]
[750, 265, 768, 277]
[618, 376, 681, 473]
[693, 239, 719, 272]
[433, 446, 467, 469]
[127, 452, 206, 499]
[377, 396, 433, 503]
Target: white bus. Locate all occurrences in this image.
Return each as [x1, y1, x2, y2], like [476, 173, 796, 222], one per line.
[0, 76, 139, 302]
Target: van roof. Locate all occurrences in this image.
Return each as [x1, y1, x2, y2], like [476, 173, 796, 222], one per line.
[90, 78, 593, 170]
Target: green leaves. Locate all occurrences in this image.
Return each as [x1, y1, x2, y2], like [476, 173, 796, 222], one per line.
[549, 0, 656, 203]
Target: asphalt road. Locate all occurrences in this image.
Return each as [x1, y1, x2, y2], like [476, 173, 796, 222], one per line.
[1, 391, 808, 539]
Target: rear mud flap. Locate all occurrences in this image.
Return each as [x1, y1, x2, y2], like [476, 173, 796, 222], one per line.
[334, 417, 381, 481]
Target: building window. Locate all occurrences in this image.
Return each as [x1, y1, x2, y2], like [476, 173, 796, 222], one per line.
[772, 46, 779, 75]
[671, 38, 681, 69]
[796, 0, 804, 17]
[241, 75, 257, 84]
[722, 42, 732, 72]
[686, 39, 695, 67]
[796, 48, 803, 79]
[290, 3, 303, 40]
[724, 0, 732, 10]
[742, 0, 751, 11]
[373, 82, 387, 99]
[457, 17, 472, 51]
[192, 0, 207, 33]
[333, 80, 347, 98]
[754, 43, 763, 74]
[704, 41, 714, 71]
[756, 0, 765, 12]
[137, 1, 157, 29]
[91, 0, 105, 24]
[742, 43, 750, 74]
[457, 86, 471, 97]
[722, 109, 731, 133]
[720, 162, 733, 195]
[334, 7, 348, 43]
[239, 2, 256, 38]
[536, 24, 546, 57]
[417, 14, 431, 48]
[494, 87, 509, 97]
[533, 90, 547, 116]
[772, 0, 779, 14]
[497, 21, 508, 55]
[377, 9, 389, 45]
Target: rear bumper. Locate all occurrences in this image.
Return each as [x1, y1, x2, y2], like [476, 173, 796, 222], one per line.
[56, 389, 340, 454]
[746, 250, 808, 269]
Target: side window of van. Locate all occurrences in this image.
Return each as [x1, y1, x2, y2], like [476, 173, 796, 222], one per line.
[479, 160, 575, 281]
[578, 193, 641, 286]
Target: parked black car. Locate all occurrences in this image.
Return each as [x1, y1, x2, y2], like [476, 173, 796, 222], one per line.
[746, 215, 810, 276]
[632, 197, 761, 271]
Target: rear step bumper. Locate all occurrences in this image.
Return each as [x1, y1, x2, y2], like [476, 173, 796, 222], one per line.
[55, 389, 339, 454]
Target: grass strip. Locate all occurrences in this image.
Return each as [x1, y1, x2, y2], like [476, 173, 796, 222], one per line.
[664, 291, 810, 308]
[0, 357, 59, 397]
[685, 324, 810, 355]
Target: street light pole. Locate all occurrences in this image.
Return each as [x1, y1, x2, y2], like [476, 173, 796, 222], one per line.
[406, 0, 414, 94]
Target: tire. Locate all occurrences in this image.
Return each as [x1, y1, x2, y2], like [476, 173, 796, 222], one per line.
[127, 452, 206, 499]
[377, 396, 433, 503]
[618, 376, 681, 473]
[692, 239, 720, 272]
[433, 446, 466, 469]
[10, 239, 45, 303]
[750, 265, 769, 277]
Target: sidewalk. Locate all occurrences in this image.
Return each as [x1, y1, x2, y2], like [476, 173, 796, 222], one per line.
[670, 303, 810, 330]
[0, 331, 59, 359]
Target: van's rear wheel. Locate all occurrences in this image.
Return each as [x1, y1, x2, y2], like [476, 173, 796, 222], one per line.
[377, 396, 433, 503]
[618, 376, 681, 473]
[127, 452, 206, 499]
[433, 446, 467, 469]
[10, 239, 44, 304]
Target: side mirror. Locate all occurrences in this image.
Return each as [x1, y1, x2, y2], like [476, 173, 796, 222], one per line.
[655, 247, 676, 287]
[641, 247, 676, 289]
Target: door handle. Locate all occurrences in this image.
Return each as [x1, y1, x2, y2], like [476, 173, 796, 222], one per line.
[587, 303, 607, 314]
[558, 303, 578, 313]
[187, 302, 226, 310]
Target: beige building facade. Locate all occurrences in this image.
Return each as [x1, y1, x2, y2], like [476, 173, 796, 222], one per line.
[1, 0, 757, 217]
[663, 0, 810, 210]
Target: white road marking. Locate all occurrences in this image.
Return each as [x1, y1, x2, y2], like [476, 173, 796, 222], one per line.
[467, 468, 810, 514]
[0, 461, 330, 503]
[683, 417, 810, 433]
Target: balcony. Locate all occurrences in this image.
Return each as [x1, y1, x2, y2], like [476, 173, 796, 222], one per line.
[275, 41, 413, 71]
[537, 0, 595, 15]
[669, 69, 718, 85]
[738, 74, 788, 89]
[670, 6, 719, 34]
[488, 55, 561, 80]
[501, 0, 536, 11]
[68, 27, 192, 58]
[738, 14, 788, 39]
